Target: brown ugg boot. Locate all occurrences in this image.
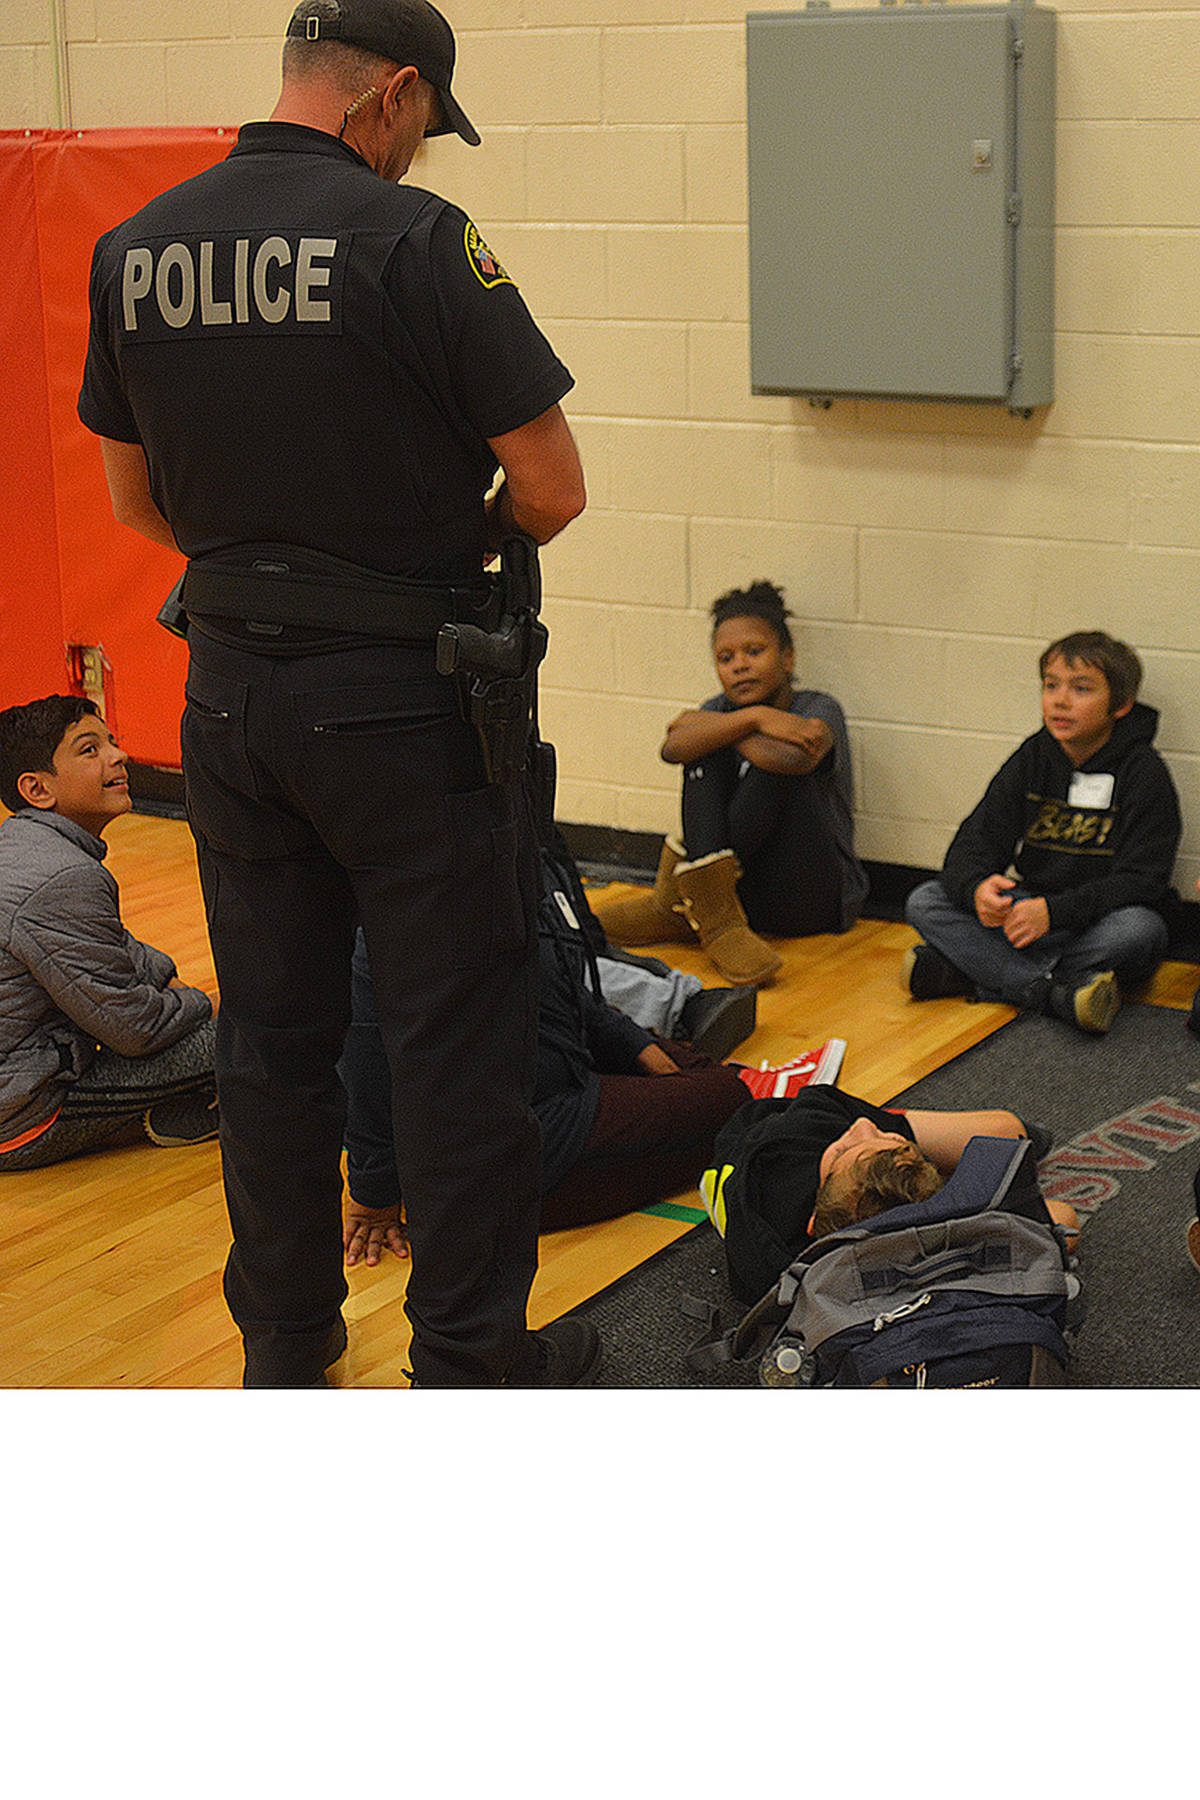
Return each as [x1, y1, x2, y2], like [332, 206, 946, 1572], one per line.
[593, 835, 692, 945]
[675, 849, 783, 985]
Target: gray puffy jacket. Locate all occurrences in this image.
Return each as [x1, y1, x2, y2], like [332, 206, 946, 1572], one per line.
[0, 810, 212, 1140]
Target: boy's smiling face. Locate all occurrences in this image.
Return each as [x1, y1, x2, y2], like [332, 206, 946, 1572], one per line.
[1040, 654, 1131, 767]
[17, 715, 131, 836]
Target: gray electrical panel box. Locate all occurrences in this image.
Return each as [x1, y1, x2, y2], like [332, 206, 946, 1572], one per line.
[747, 3, 1055, 412]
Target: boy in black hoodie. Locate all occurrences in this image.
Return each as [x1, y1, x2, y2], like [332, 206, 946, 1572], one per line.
[904, 631, 1180, 1035]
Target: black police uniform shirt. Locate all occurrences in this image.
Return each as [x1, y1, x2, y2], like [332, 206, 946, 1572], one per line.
[78, 122, 573, 583]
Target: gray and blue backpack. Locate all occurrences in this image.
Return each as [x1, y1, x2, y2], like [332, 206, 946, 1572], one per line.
[688, 1135, 1082, 1388]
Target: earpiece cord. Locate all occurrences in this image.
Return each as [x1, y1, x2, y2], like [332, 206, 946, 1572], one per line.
[337, 84, 378, 143]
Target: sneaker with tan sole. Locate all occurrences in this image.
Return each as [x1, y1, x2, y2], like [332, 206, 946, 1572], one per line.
[1050, 969, 1120, 1035]
[144, 1089, 219, 1146]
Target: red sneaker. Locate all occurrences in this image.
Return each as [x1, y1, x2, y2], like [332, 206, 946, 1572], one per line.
[737, 1038, 845, 1099]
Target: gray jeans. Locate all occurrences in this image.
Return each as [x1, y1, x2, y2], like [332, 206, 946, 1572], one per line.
[905, 880, 1168, 1009]
[0, 1019, 216, 1171]
[595, 956, 703, 1035]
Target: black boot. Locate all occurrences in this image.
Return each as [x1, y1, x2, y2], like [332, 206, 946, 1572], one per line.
[507, 1318, 602, 1388]
[1018, 1121, 1054, 1161]
[903, 942, 975, 1001]
[676, 985, 758, 1061]
[243, 1314, 348, 1388]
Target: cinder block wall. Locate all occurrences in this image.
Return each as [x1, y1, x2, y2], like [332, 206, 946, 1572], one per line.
[5, 0, 1199, 890]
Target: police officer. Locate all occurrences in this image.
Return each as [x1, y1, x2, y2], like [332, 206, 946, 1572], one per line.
[78, 0, 592, 1388]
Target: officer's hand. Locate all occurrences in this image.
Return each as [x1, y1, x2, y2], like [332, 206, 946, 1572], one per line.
[344, 1201, 409, 1267]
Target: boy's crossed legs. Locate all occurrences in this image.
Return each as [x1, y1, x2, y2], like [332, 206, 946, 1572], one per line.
[0, 1018, 217, 1170]
[905, 880, 1166, 1031]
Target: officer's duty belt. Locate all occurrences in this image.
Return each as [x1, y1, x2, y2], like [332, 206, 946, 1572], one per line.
[181, 562, 497, 641]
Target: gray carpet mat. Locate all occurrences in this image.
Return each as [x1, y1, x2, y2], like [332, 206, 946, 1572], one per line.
[575, 1003, 1200, 1387]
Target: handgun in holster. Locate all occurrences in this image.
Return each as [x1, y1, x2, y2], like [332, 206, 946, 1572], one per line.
[436, 532, 557, 829]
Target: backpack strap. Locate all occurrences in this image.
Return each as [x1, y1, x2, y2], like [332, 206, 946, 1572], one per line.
[682, 1286, 791, 1373]
[680, 1295, 736, 1371]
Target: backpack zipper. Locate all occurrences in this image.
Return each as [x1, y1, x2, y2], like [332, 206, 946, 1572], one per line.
[872, 1292, 933, 1332]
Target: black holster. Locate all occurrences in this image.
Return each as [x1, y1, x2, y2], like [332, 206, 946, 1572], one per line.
[437, 534, 556, 830]
[158, 576, 189, 639]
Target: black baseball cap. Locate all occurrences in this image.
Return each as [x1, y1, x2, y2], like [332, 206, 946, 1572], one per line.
[286, 0, 480, 146]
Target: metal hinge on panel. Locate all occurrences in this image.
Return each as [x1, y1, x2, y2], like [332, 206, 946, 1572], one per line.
[1007, 352, 1033, 417]
[1012, 35, 1025, 60]
[1006, 192, 1022, 226]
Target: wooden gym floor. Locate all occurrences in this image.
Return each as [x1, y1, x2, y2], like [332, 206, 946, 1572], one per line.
[1, 809, 1194, 1388]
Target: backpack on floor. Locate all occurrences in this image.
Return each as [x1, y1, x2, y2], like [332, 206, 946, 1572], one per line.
[687, 1136, 1082, 1389]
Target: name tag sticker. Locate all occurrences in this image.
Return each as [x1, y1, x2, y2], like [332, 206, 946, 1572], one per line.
[1068, 772, 1114, 809]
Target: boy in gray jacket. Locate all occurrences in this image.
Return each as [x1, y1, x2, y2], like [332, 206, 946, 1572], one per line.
[0, 695, 216, 1170]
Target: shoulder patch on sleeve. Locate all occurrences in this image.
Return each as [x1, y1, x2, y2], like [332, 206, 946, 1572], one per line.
[464, 220, 514, 289]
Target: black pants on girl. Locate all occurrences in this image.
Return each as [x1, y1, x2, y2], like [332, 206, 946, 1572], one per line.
[681, 748, 845, 936]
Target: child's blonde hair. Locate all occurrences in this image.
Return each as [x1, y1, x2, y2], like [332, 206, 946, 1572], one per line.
[810, 1144, 944, 1242]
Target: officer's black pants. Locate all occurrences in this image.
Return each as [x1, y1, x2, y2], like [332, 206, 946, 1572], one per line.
[181, 628, 542, 1387]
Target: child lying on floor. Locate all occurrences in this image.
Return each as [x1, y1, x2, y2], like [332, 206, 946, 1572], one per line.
[808, 1108, 1078, 1246]
[701, 1088, 1078, 1303]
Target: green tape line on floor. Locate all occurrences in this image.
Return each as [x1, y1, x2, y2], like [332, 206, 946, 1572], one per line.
[640, 1201, 707, 1223]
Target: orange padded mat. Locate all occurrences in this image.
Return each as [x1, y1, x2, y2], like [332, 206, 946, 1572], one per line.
[1, 128, 233, 765]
